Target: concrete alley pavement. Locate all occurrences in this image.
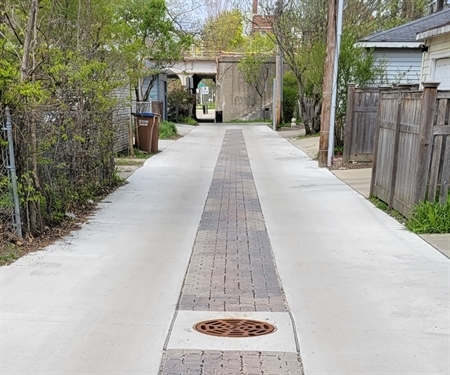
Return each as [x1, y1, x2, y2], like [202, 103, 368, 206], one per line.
[1, 124, 449, 374]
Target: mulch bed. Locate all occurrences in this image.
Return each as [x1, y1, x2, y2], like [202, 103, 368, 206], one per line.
[329, 156, 373, 170]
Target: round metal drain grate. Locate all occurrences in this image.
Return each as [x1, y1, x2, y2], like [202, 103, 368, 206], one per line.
[194, 318, 275, 337]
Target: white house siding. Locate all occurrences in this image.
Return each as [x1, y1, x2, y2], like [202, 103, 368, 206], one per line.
[142, 74, 168, 120]
[420, 34, 450, 89]
[373, 48, 422, 84]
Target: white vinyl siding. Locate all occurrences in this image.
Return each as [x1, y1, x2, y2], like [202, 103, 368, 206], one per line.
[134, 74, 168, 120]
[372, 48, 422, 84]
[434, 57, 450, 89]
[420, 34, 450, 89]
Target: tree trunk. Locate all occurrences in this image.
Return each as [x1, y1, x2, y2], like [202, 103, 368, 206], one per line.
[299, 97, 312, 135]
[319, 0, 337, 167]
[437, 0, 444, 11]
[20, 0, 39, 81]
[20, 0, 42, 235]
[260, 96, 263, 119]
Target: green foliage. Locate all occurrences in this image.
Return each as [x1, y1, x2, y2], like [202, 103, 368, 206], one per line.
[168, 80, 196, 122]
[179, 116, 197, 125]
[336, 30, 385, 147]
[0, 176, 13, 210]
[116, 147, 152, 160]
[202, 10, 245, 54]
[120, 0, 193, 100]
[334, 144, 344, 156]
[407, 198, 450, 234]
[1, 0, 187, 236]
[238, 33, 275, 113]
[0, 243, 26, 266]
[269, 0, 328, 134]
[301, 41, 327, 99]
[283, 71, 298, 122]
[338, 31, 384, 116]
[115, 158, 145, 166]
[159, 120, 178, 139]
[370, 196, 389, 211]
[369, 195, 405, 223]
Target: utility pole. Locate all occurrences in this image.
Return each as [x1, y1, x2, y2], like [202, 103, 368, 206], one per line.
[327, 0, 344, 167]
[273, 78, 277, 131]
[274, 0, 283, 127]
[318, 0, 337, 167]
[275, 45, 283, 126]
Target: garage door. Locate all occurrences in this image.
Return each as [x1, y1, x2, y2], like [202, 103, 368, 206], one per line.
[434, 57, 450, 90]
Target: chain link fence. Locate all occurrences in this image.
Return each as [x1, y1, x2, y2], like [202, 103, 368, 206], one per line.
[0, 107, 20, 248]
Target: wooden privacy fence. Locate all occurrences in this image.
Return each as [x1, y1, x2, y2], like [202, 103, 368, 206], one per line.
[343, 85, 379, 163]
[370, 83, 450, 218]
[343, 84, 420, 163]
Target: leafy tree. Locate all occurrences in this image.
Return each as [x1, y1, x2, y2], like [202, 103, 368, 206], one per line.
[268, 0, 328, 134]
[247, 0, 431, 134]
[167, 79, 196, 122]
[238, 33, 275, 118]
[0, 0, 194, 235]
[283, 71, 298, 122]
[119, 0, 193, 102]
[335, 30, 385, 147]
[201, 9, 245, 54]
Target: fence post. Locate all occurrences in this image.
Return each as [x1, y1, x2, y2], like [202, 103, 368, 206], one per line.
[370, 88, 387, 197]
[415, 82, 439, 204]
[388, 89, 403, 209]
[343, 84, 355, 163]
[5, 107, 22, 239]
[439, 143, 450, 204]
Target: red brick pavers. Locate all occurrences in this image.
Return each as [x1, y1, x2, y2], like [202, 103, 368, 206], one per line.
[160, 130, 302, 374]
[178, 130, 285, 313]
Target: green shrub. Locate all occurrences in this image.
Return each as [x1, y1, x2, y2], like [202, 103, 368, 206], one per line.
[159, 120, 178, 139]
[180, 116, 197, 125]
[167, 81, 196, 122]
[283, 71, 298, 122]
[406, 197, 450, 234]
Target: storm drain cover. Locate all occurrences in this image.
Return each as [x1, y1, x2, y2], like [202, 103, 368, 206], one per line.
[194, 318, 275, 337]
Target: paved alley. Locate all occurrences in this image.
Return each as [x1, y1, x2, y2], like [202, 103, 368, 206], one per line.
[1, 125, 449, 374]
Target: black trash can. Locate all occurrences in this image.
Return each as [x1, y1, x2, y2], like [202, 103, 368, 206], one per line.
[215, 110, 223, 123]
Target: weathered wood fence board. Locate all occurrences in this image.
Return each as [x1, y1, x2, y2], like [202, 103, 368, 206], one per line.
[343, 85, 379, 163]
[370, 83, 450, 218]
[370, 91, 398, 204]
[428, 93, 450, 204]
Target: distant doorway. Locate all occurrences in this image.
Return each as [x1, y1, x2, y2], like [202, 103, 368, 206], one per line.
[196, 78, 216, 122]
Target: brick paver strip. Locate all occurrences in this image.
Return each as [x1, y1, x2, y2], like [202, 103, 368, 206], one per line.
[160, 130, 303, 374]
[178, 129, 286, 312]
[161, 350, 303, 375]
